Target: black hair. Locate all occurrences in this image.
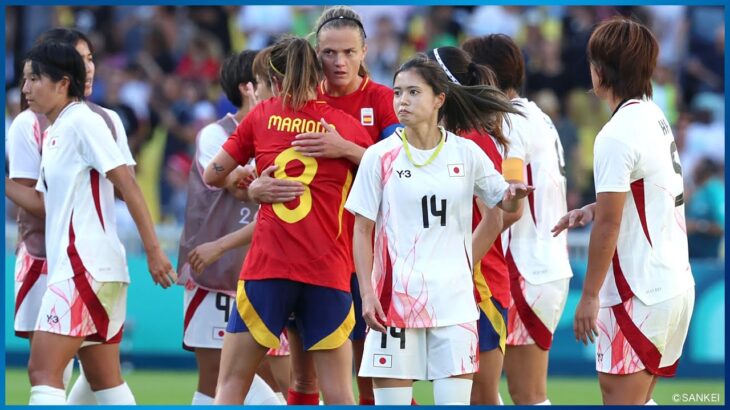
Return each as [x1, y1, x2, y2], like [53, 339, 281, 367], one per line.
[25, 41, 86, 100]
[220, 49, 258, 108]
[36, 27, 95, 53]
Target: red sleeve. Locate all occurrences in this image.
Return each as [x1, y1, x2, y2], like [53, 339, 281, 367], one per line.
[339, 116, 372, 148]
[461, 130, 503, 172]
[222, 107, 256, 165]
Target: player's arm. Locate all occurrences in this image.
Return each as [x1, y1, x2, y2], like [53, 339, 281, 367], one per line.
[472, 198, 503, 263]
[353, 214, 387, 333]
[292, 118, 365, 165]
[574, 193, 625, 345]
[5, 177, 44, 218]
[188, 220, 257, 274]
[107, 165, 174, 288]
[497, 182, 534, 213]
[203, 149, 240, 188]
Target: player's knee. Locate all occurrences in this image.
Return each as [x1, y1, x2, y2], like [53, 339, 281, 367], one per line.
[28, 363, 57, 387]
[291, 373, 318, 393]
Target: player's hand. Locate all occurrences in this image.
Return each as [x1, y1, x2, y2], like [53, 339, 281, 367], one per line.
[248, 165, 305, 204]
[361, 291, 387, 333]
[503, 182, 535, 202]
[147, 247, 174, 288]
[292, 118, 348, 158]
[573, 294, 600, 345]
[551, 205, 595, 236]
[188, 241, 224, 275]
[228, 164, 256, 191]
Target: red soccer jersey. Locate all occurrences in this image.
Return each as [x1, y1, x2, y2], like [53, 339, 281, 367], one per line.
[460, 130, 510, 307]
[222, 98, 371, 291]
[317, 76, 400, 145]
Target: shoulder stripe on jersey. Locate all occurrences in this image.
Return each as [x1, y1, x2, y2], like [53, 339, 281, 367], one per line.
[630, 179, 652, 247]
[86, 102, 118, 141]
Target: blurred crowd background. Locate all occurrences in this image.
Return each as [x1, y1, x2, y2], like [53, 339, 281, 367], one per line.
[5, 5, 725, 259]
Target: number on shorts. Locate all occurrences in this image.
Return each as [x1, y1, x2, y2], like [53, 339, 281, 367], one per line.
[272, 147, 318, 223]
[216, 293, 231, 323]
[239, 207, 252, 224]
[380, 327, 406, 350]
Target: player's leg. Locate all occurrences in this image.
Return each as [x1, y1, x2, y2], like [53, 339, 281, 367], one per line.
[264, 332, 291, 402]
[599, 371, 655, 404]
[504, 344, 549, 404]
[428, 323, 479, 405]
[286, 328, 320, 404]
[193, 348, 221, 401]
[215, 279, 294, 404]
[77, 343, 134, 404]
[28, 332, 84, 404]
[472, 300, 508, 405]
[297, 283, 356, 404]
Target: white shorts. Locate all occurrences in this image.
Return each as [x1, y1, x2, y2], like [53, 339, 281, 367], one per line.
[183, 286, 233, 350]
[596, 288, 694, 377]
[359, 323, 479, 380]
[507, 276, 569, 350]
[35, 272, 127, 344]
[13, 243, 48, 337]
[267, 330, 290, 357]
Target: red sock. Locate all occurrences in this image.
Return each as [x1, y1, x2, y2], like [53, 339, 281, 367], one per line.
[411, 398, 418, 405]
[287, 389, 320, 405]
[359, 397, 375, 405]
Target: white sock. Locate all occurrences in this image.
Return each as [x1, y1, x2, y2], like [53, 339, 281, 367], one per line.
[433, 378, 473, 405]
[275, 392, 287, 404]
[94, 382, 136, 405]
[243, 374, 282, 405]
[536, 399, 552, 405]
[373, 387, 413, 405]
[192, 391, 214, 405]
[29, 385, 66, 405]
[646, 399, 657, 405]
[498, 392, 504, 405]
[62, 359, 74, 391]
[66, 364, 97, 404]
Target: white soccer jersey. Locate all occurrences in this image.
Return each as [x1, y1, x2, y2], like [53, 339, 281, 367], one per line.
[8, 110, 44, 180]
[346, 128, 508, 328]
[197, 114, 235, 169]
[594, 99, 694, 307]
[102, 106, 136, 167]
[504, 98, 573, 284]
[36, 102, 130, 285]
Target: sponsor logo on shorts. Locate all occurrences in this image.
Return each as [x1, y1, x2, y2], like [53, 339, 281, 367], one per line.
[373, 354, 392, 368]
[212, 327, 226, 340]
[46, 314, 59, 324]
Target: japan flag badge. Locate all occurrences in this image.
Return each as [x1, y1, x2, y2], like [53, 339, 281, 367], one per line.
[373, 354, 392, 368]
[448, 163, 465, 177]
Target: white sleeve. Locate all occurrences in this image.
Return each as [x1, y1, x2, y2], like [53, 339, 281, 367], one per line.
[106, 108, 136, 166]
[472, 143, 509, 208]
[76, 113, 127, 176]
[505, 112, 529, 162]
[197, 124, 228, 169]
[7, 112, 42, 180]
[345, 147, 382, 222]
[594, 135, 637, 193]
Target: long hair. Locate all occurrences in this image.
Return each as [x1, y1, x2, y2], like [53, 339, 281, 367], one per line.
[313, 6, 368, 77]
[394, 54, 519, 137]
[269, 35, 322, 110]
[426, 46, 510, 149]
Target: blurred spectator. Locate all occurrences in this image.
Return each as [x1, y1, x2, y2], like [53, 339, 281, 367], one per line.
[366, 15, 403, 86]
[682, 7, 724, 105]
[686, 158, 725, 259]
[236, 6, 292, 50]
[466, 6, 523, 38]
[175, 31, 222, 85]
[645, 6, 687, 70]
[186, 6, 232, 54]
[163, 152, 193, 223]
[652, 65, 681, 126]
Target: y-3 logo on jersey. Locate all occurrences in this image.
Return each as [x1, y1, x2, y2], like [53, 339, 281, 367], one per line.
[396, 170, 411, 178]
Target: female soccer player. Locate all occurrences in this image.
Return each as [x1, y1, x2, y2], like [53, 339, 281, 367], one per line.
[175, 49, 282, 406]
[552, 17, 694, 405]
[9, 41, 172, 405]
[346, 54, 532, 405]
[6, 27, 141, 405]
[203, 35, 371, 405]
[463, 34, 573, 405]
[425, 45, 515, 405]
